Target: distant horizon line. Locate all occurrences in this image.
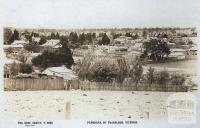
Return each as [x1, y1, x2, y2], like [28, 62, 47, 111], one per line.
[4, 26, 196, 31]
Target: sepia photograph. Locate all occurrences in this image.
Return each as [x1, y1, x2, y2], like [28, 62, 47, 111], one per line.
[0, 0, 200, 128]
[3, 27, 198, 120]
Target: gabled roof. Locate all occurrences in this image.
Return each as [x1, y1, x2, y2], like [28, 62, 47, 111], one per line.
[42, 66, 78, 80]
[42, 39, 60, 47]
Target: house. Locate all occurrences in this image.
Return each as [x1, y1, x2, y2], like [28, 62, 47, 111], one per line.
[12, 40, 28, 45]
[113, 36, 133, 45]
[42, 66, 78, 80]
[168, 52, 185, 60]
[188, 46, 197, 55]
[115, 46, 128, 52]
[32, 37, 41, 43]
[5, 58, 21, 65]
[167, 42, 176, 48]
[170, 48, 187, 54]
[129, 43, 143, 52]
[169, 48, 187, 60]
[3, 44, 24, 55]
[97, 45, 117, 53]
[42, 39, 61, 48]
[175, 28, 193, 35]
[94, 49, 106, 57]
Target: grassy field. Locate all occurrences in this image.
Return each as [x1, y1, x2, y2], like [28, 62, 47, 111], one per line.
[3, 90, 196, 120]
[145, 59, 197, 75]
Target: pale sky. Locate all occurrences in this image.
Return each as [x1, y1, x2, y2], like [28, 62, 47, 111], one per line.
[1, 0, 200, 28]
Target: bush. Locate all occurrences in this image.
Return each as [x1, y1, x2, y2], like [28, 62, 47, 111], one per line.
[116, 58, 130, 83]
[19, 64, 33, 74]
[10, 62, 20, 77]
[32, 45, 74, 69]
[24, 43, 41, 53]
[155, 70, 170, 86]
[170, 73, 186, 86]
[74, 52, 93, 80]
[129, 62, 143, 86]
[88, 59, 119, 82]
[146, 67, 155, 87]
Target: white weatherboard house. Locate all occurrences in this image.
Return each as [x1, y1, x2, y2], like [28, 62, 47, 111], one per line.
[42, 66, 78, 80]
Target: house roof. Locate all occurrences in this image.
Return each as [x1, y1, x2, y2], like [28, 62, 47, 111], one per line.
[169, 52, 185, 57]
[189, 46, 197, 51]
[32, 37, 41, 42]
[42, 39, 60, 47]
[129, 51, 142, 55]
[132, 43, 143, 48]
[3, 44, 24, 48]
[52, 44, 62, 49]
[28, 53, 42, 57]
[12, 40, 28, 45]
[171, 48, 186, 52]
[42, 66, 78, 80]
[5, 58, 21, 64]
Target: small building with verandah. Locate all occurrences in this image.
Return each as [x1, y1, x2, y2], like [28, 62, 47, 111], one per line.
[42, 66, 78, 90]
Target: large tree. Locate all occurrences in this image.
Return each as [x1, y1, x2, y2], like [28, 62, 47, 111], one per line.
[13, 29, 20, 40]
[39, 36, 47, 45]
[142, 38, 170, 62]
[98, 33, 110, 45]
[32, 42, 74, 69]
[78, 33, 86, 45]
[69, 32, 79, 48]
[50, 32, 56, 39]
[4, 28, 14, 44]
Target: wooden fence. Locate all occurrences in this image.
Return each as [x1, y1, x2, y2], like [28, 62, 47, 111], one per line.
[4, 78, 188, 92]
[79, 80, 188, 92]
[4, 78, 65, 91]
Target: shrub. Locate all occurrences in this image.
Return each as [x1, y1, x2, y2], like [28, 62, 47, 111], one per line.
[32, 45, 74, 69]
[146, 67, 155, 87]
[116, 58, 130, 83]
[170, 73, 186, 86]
[24, 43, 41, 53]
[19, 64, 33, 74]
[74, 52, 93, 80]
[155, 70, 170, 86]
[10, 62, 20, 77]
[129, 62, 143, 86]
[88, 59, 119, 82]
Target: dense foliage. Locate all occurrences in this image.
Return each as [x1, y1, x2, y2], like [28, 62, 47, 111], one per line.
[32, 43, 74, 69]
[19, 64, 33, 74]
[142, 38, 171, 61]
